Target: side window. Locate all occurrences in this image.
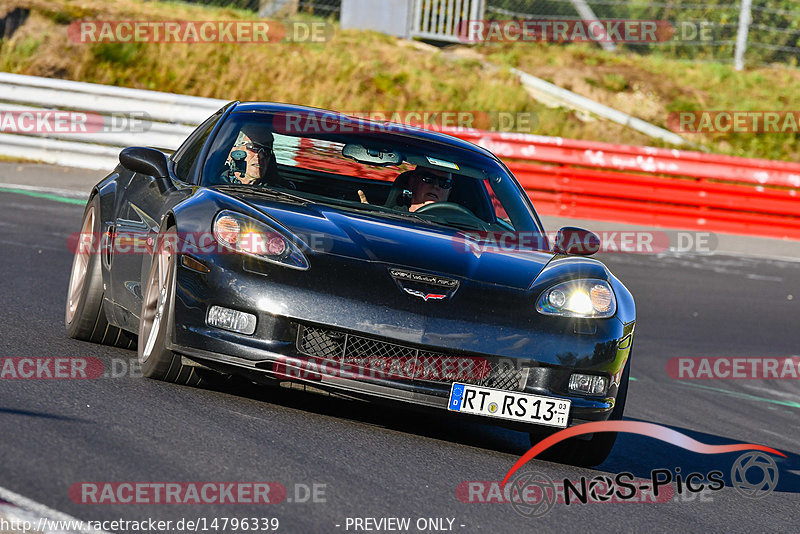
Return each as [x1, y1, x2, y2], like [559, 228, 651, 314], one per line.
[172, 111, 222, 183]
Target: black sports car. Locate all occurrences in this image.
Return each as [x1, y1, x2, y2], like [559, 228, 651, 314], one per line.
[65, 102, 635, 466]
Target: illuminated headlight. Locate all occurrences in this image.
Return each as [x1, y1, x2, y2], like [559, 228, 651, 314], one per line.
[569, 373, 608, 395]
[213, 210, 309, 270]
[207, 305, 257, 335]
[536, 279, 616, 318]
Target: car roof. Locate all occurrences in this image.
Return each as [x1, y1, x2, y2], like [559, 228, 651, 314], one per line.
[230, 102, 500, 162]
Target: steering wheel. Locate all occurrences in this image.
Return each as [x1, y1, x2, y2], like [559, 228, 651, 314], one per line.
[413, 201, 470, 216]
[413, 202, 489, 230]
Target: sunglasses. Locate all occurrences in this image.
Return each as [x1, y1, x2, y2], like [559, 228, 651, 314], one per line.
[419, 174, 453, 189]
[236, 142, 271, 154]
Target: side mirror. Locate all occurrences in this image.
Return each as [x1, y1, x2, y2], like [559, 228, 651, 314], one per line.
[119, 147, 173, 193]
[553, 226, 600, 256]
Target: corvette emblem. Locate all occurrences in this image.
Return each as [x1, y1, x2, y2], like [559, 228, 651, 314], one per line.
[389, 268, 459, 300]
[403, 288, 447, 301]
[389, 268, 458, 288]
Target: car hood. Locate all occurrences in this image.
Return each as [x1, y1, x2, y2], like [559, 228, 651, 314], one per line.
[238, 193, 553, 290]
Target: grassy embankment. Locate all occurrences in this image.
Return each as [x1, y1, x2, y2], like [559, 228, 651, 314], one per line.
[1, 0, 799, 161]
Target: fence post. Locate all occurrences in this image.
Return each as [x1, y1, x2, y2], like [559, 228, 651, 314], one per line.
[468, 0, 484, 27]
[410, 0, 422, 37]
[259, 0, 299, 17]
[734, 0, 752, 71]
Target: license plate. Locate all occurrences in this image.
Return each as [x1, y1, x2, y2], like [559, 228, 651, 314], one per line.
[447, 383, 570, 428]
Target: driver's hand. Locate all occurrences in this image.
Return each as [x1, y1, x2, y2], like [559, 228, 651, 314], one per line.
[358, 190, 369, 204]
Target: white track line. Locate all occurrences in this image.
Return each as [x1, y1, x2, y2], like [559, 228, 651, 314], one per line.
[0, 485, 108, 534]
[0, 183, 90, 199]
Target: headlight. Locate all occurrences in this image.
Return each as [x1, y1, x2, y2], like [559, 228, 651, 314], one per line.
[213, 210, 309, 270]
[536, 279, 616, 318]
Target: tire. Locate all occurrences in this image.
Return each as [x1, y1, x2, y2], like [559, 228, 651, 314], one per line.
[138, 226, 223, 387]
[530, 358, 630, 467]
[65, 196, 136, 349]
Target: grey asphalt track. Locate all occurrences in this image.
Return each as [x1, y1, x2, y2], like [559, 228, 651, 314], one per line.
[0, 163, 798, 533]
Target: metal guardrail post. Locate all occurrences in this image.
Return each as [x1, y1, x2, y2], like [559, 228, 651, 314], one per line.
[734, 0, 752, 71]
[569, 0, 616, 52]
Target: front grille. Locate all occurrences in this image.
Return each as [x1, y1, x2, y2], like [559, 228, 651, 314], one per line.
[296, 325, 526, 391]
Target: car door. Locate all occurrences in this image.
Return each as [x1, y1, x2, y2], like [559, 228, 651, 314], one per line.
[108, 111, 223, 331]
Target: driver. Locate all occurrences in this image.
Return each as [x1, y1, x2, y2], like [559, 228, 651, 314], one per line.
[406, 167, 453, 212]
[358, 167, 453, 212]
[222, 126, 279, 185]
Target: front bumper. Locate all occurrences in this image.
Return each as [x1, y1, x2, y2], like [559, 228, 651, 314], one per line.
[168, 253, 634, 432]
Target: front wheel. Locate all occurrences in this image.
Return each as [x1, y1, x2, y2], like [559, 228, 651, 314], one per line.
[138, 226, 221, 387]
[530, 358, 630, 467]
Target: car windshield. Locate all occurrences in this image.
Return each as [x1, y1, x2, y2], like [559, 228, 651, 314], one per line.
[202, 110, 541, 234]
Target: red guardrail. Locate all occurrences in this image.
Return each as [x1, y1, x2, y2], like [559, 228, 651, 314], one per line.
[445, 130, 800, 240]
